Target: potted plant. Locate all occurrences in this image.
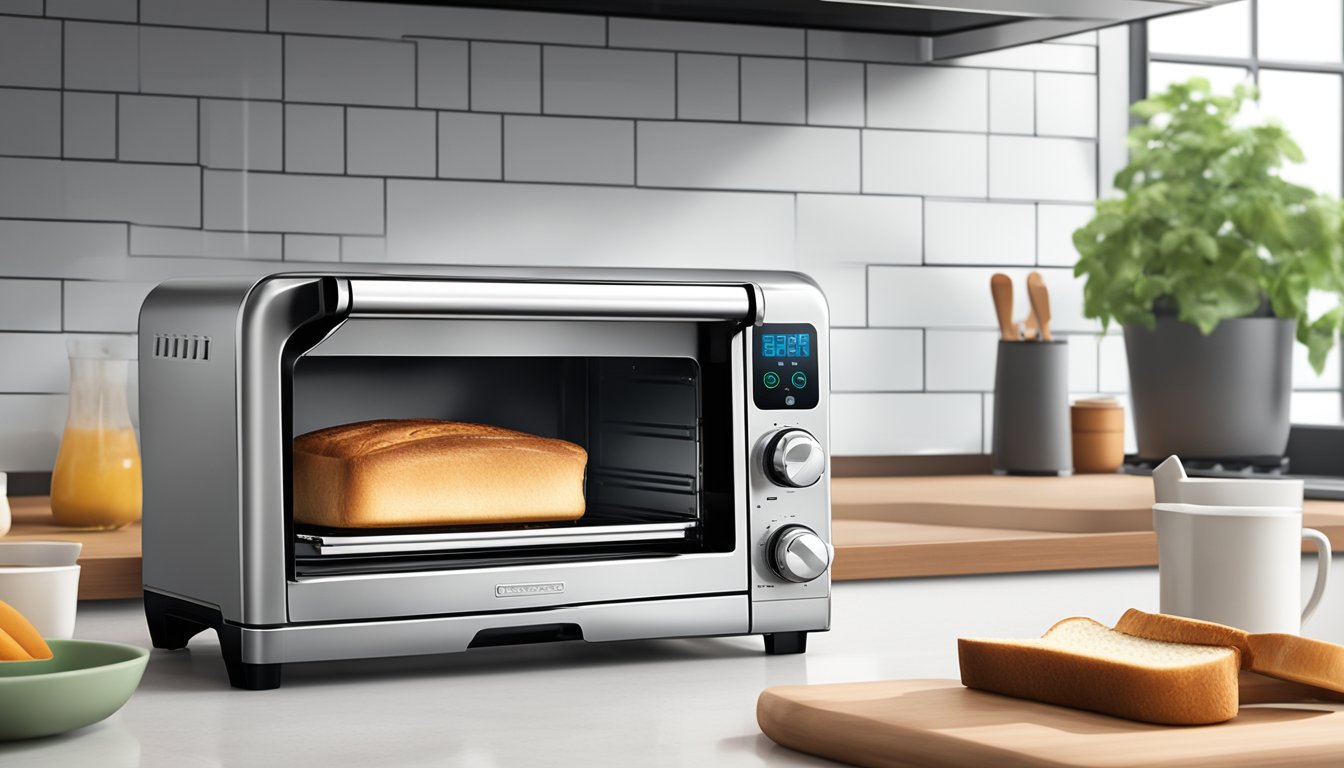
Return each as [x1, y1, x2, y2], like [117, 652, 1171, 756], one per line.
[1073, 78, 1344, 462]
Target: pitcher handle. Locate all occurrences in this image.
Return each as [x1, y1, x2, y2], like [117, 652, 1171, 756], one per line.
[1301, 528, 1332, 625]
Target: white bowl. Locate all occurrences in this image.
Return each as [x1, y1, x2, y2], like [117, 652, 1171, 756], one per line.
[0, 541, 83, 639]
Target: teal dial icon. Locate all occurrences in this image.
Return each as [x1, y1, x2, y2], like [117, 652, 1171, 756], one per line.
[791, 371, 808, 389]
[763, 371, 781, 389]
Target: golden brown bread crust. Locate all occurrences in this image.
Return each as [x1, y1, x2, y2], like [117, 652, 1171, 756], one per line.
[1245, 634, 1344, 694]
[293, 419, 587, 528]
[958, 618, 1241, 725]
[1114, 609, 1344, 695]
[1114, 609, 1255, 666]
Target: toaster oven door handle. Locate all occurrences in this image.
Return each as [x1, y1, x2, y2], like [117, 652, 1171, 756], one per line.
[344, 279, 763, 324]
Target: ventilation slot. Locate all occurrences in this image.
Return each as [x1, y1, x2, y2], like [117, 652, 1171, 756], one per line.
[154, 334, 210, 361]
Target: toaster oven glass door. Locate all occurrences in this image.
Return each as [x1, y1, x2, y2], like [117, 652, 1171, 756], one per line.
[281, 314, 747, 619]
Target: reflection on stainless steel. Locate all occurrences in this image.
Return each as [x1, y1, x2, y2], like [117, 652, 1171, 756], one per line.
[139, 269, 831, 689]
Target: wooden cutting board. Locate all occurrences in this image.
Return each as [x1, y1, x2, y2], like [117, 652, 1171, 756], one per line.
[758, 678, 1344, 768]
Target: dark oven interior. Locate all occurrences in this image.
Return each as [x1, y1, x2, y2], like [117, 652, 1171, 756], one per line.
[286, 327, 739, 578]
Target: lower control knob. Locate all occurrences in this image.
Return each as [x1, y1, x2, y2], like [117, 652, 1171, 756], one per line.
[769, 525, 830, 583]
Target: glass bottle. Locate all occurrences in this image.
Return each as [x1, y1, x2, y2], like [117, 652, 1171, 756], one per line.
[50, 337, 142, 530]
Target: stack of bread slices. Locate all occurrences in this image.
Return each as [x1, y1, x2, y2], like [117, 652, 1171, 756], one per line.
[958, 609, 1344, 725]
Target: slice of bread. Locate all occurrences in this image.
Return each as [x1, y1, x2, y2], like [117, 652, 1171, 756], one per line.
[959, 617, 1241, 725]
[1115, 609, 1344, 695]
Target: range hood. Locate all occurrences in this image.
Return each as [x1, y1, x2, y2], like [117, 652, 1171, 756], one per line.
[364, 1, 1233, 59]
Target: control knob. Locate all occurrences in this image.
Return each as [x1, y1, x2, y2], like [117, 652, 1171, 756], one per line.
[764, 428, 825, 488]
[768, 525, 830, 583]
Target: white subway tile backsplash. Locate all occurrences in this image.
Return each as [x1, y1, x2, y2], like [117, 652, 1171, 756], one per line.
[386, 180, 794, 269]
[140, 26, 282, 100]
[1098, 333, 1129, 392]
[415, 39, 469, 111]
[504, 116, 634, 185]
[740, 57, 806, 124]
[989, 135, 1096, 202]
[269, 0, 605, 46]
[45, 0, 135, 21]
[807, 60, 864, 127]
[0, 220, 127, 279]
[284, 234, 341, 262]
[797, 265, 866, 327]
[203, 170, 384, 235]
[0, 17, 59, 88]
[119, 95, 198, 164]
[341, 236, 386, 263]
[0, 88, 59, 157]
[439, 112, 502, 180]
[0, 158, 199, 227]
[805, 30, 924, 65]
[0, 0, 42, 14]
[867, 65, 987, 132]
[947, 43, 1097, 74]
[472, 43, 541, 114]
[924, 201, 1034, 266]
[863, 130, 987, 197]
[1065, 333, 1100, 392]
[677, 54, 738, 122]
[796, 194, 920, 265]
[608, 18, 804, 57]
[347, 108, 437, 178]
[544, 47, 675, 120]
[637, 122, 859, 193]
[1037, 203, 1092, 267]
[129, 227, 283, 260]
[831, 329, 923, 392]
[140, 0, 268, 31]
[831, 393, 982, 455]
[62, 21, 134, 92]
[62, 92, 116, 159]
[63, 281, 157, 333]
[1053, 31, 1099, 45]
[285, 104, 344, 174]
[1036, 73, 1098, 138]
[869, 266, 1096, 332]
[0, 394, 67, 471]
[925, 330, 997, 391]
[989, 70, 1034, 135]
[0, 280, 61, 331]
[201, 100, 283, 171]
[124, 255, 281, 281]
[285, 36, 414, 107]
[0, 333, 68, 392]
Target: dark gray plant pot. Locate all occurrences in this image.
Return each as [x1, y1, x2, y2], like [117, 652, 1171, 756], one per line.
[1124, 316, 1295, 462]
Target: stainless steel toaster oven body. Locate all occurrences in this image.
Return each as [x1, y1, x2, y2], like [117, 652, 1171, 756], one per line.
[139, 268, 831, 689]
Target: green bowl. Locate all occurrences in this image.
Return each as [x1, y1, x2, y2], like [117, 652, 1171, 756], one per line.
[0, 639, 148, 741]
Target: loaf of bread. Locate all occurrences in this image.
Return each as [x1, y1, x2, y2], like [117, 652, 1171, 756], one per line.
[1115, 608, 1344, 695]
[959, 617, 1241, 725]
[293, 419, 587, 529]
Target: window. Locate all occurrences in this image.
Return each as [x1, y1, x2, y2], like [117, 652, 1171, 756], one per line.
[1146, 0, 1344, 196]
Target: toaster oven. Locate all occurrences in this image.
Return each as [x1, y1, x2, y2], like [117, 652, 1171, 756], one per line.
[139, 268, 831, 689]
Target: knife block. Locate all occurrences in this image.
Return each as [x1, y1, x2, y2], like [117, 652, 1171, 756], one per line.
[991, 340, 1071, 476]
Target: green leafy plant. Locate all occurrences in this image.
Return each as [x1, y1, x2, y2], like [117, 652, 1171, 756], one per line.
[1073, 78, 1344, 373]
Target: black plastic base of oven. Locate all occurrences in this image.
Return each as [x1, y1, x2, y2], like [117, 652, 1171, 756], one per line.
[146, 590, 811, 689]
[144, 591, 283, 690]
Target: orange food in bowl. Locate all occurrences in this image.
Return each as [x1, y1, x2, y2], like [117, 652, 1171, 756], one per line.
[0, 600, 53, 661]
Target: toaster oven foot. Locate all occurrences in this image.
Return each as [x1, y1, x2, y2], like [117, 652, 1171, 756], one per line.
[763, 631, 808, 655]
[145, 590, 284, 690]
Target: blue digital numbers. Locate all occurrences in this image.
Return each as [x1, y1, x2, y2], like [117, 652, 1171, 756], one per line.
[762, 333, 812, 358]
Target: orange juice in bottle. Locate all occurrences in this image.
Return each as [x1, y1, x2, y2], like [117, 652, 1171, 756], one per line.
[50, 337, 142, 530]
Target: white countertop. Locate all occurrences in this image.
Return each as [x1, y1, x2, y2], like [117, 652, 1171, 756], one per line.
[4, 565, 1342, 767]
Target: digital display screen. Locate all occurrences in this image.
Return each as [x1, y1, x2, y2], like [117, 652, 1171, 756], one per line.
[761, 333, 811, 359]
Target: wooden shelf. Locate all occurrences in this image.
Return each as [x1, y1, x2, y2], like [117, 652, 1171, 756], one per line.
[4, 497, 141, 600]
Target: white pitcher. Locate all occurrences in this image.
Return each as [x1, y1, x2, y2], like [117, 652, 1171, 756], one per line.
[1151, 455, 1304, 508]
